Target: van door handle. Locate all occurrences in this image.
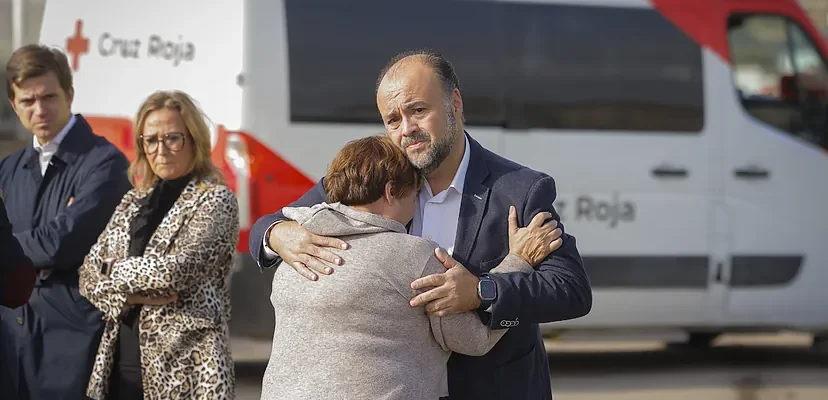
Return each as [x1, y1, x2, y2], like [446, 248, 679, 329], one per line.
[651, 165, 688, 178]
[733, 166, 769, 179]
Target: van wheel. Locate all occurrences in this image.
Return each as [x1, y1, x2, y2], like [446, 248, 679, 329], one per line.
[813, 334, 828, 352]
[687, 332, 719, 348]
[666, 332, 719, 349]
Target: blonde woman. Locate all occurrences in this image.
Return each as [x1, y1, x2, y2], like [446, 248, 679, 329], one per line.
[78, 90, 239, 399]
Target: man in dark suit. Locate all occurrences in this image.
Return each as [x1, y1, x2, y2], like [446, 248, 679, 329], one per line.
[0, 44, 131, 400]
[249, 50, 593, 399]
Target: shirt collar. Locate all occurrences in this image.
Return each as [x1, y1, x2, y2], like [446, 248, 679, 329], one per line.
[421, 134, 471, 198]
[32, 114, 76, 153]
[448, 134, 471, 195]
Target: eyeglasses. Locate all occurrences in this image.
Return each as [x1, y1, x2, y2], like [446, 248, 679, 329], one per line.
[140, 132, 186, 154]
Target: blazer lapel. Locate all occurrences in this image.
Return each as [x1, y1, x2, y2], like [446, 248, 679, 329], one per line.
[24, 149, 43, 188]
[143, 178, 203, 258]
[453, 136, 490, 272]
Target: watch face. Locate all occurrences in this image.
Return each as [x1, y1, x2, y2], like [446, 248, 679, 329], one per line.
[480, 279, 497, 300]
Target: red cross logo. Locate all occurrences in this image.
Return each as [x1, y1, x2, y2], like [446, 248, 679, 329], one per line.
[66, 19, 89, 71]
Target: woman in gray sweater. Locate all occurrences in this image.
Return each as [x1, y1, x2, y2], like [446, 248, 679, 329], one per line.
[261, 136, 539, 399]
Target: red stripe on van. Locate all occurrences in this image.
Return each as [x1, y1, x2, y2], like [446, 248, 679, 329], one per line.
[86, 116, 136, 162]
[649, 0, 731, 63]
[650, 0, 828, 65]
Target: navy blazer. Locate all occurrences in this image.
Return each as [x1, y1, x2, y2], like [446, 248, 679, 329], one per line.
[249, 133, 593, 400]
[0, 115, 131, 273]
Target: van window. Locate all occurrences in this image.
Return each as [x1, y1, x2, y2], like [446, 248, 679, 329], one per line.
[284, 0, 503, 126]
[284, 0, 704, 133]
[499, 3, 704, 132]
[728, 14, 828, 149]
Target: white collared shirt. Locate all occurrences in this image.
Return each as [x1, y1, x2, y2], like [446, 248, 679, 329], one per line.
[408, 135, 470, 255]
[32, 115, 76, 175]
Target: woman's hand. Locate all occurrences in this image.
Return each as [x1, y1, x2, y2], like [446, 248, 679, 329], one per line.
[507, 206, 562, 266]
[126, 293, 178, 306]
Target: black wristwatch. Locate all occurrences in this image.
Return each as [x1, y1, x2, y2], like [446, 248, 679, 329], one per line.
[478, 274, 497, 309]
[100, 260, 112, 276]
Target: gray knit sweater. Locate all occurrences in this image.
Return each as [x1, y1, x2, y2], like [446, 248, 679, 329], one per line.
[260, 202, 534, 400]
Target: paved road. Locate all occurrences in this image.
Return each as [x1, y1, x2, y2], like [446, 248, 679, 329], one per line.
[232, 333, 828, 399]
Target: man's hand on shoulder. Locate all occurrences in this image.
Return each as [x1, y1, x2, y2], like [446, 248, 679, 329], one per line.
[267, 220, 349, 281]
[408, 204, 565, 317]
[410, 247, 481, 316]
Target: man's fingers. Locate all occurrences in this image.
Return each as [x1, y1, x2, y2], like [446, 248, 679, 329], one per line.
[311, 233, 350, 251]
[301, 242, 343, 267]
[425, 298, 452, 314]
[298, 254, 335, 276]
[508, 205, 518, 235]
[436, 305, 462, 317]
[411, 273, 446, 291]
[529, 211, 553, 228]
[410, 286, 448, 307]
[290, 261, 319, 281]
[67, 196, 74, 206]
[434, 248, 458, 270]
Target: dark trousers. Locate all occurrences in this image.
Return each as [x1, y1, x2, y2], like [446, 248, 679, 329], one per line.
[0, 306, 21, 400]
[107, 307, 143, 400]
[2, 275, 104, 400]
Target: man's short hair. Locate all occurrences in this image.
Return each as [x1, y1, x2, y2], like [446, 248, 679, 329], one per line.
[376, 49, 460, 97]
[5, 44, 73, 100]
[324, 135, 422, 206]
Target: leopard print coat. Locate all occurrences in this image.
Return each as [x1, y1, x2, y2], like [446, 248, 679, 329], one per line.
[78, 177, 239, 400]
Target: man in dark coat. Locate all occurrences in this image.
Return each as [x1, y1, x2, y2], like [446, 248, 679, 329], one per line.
[0, 44, 131, 399]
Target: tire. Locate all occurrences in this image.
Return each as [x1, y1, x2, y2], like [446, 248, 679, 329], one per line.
[687, 332, 719, 348]
[667, 332, 720, 349]
[812, 334, 828, 352]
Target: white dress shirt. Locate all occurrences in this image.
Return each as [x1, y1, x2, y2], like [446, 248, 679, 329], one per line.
[408, 135, 470, 255]
[33, 114, 76, 175]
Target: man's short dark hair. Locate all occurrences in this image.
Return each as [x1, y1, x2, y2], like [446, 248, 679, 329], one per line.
[375, 49, 460, 97]
[5, 44, 73, 101]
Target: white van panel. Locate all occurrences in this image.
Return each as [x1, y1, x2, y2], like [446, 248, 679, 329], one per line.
[724, 102, 828, 328]
[40, 0, 244, 131]
[529, 48, 728, 330]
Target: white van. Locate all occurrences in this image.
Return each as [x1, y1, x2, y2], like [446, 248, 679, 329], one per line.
[37, 0, 828, 348]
